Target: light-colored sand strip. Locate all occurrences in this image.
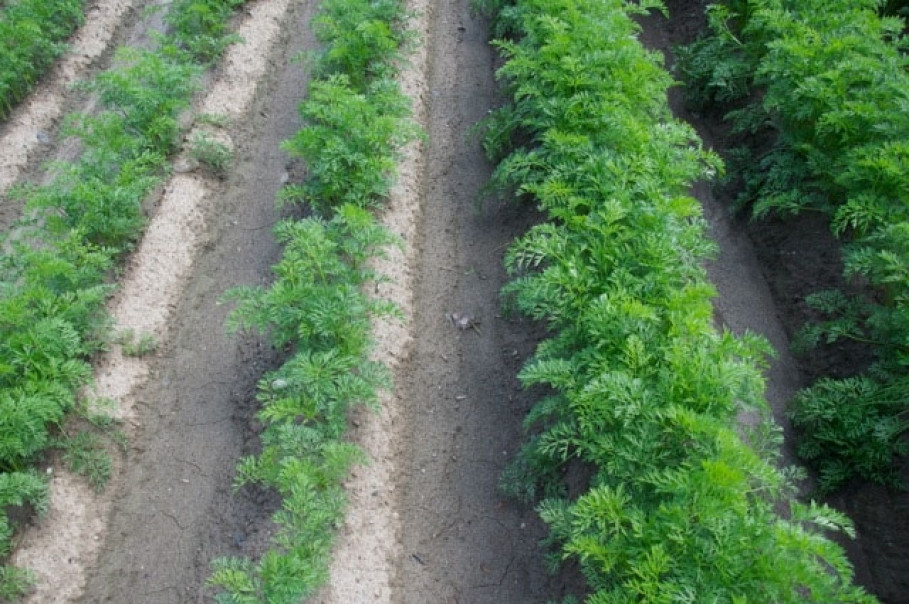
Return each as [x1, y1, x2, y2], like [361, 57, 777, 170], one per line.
[316, 2, 431, 602]
[11, 1, 293, 600]
[0, 0, 137, 196]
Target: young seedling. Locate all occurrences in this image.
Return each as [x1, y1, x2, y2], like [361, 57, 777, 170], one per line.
[187, 131, 233, 178]
[114, 329, 158, 357]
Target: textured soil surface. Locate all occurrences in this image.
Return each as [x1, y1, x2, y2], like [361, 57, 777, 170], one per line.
[392, 2, 578, 602]
[3, 0, 903, 603]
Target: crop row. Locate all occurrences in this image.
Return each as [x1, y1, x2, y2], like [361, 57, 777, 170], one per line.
[474, 0, 874, 601]
[0, 1, 249, 598]
[207, 1, 418, 602]
[677, 0, 909, 494]
[0, 0, 85, 119]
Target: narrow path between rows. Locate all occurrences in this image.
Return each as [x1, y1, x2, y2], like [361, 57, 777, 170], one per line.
[393, 2, 574, 602]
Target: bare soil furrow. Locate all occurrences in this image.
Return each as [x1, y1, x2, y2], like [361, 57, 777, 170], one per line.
[393, 2, 576, 602]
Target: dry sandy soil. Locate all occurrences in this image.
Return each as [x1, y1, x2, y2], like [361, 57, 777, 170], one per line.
[1, 0, 899, 602]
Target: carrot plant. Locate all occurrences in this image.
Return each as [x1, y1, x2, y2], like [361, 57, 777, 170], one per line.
[311, 0, 411, 89]
[0, 0, 85, 119]
[209, 0, 416, 601]
[476, 0, 875, 600]
[212, 208, 399, 603]
[279, 74, 419, 212]
[166, 0, 246, 64]
[0, 0, 248, 596]
[678, 0, 909, 493]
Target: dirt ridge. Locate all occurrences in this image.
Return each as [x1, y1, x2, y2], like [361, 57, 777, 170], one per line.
[314, 0, 431, 602]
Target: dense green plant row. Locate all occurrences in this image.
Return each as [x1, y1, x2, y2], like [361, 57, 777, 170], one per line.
[0, 1, 249, 598]
[472, 0, 875, 601]
[208, 1, 417, 602]
[677, 0, 909, 493]
[0, 0, 85, 119]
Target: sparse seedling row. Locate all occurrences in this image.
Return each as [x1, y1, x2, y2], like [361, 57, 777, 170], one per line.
[0, 1, 249, 598]
[0, 0, 85, 118]
[209, 1, 416, 602]
[475, 0, 873, 601]
[677, 0, 909, 493]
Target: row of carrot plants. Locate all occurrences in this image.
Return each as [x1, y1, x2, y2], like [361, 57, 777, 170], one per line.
[0, 0, 85, 119]
[208, 0, 418, 602]
[677, 0, 909, 494]
[0, 2, 249, 598]
[473, 0, 874, 601]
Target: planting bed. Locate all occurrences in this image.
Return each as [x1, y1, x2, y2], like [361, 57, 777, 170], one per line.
[642, 1, 909, 601]
[0, 0, 902, 602]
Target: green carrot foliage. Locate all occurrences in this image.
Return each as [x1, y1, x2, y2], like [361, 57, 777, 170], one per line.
[210, 0, 417, 601]
[0, 0, 85, 119]
[477, 0, 875, 600]
[166, 0, 247, 64]
[280, 75, 419, 212]
[678, 0, 909, 490]
[312, 0, 411, 89]
[0, 0, 249, 593]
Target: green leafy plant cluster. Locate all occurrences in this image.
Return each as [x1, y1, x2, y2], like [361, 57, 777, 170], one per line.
[677, 0, 909, 492]
[0, 1, 248, 598]
[165, 0, 247, 64]
[211, 208, 399, 603]
[188, 131, 234, 177]
[0, 0, 85, 118]
[208, 1, 417, 602]
[475, 0, 875, 600]
[311, 0, 411, 87]
[278, 75, 417, 213]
